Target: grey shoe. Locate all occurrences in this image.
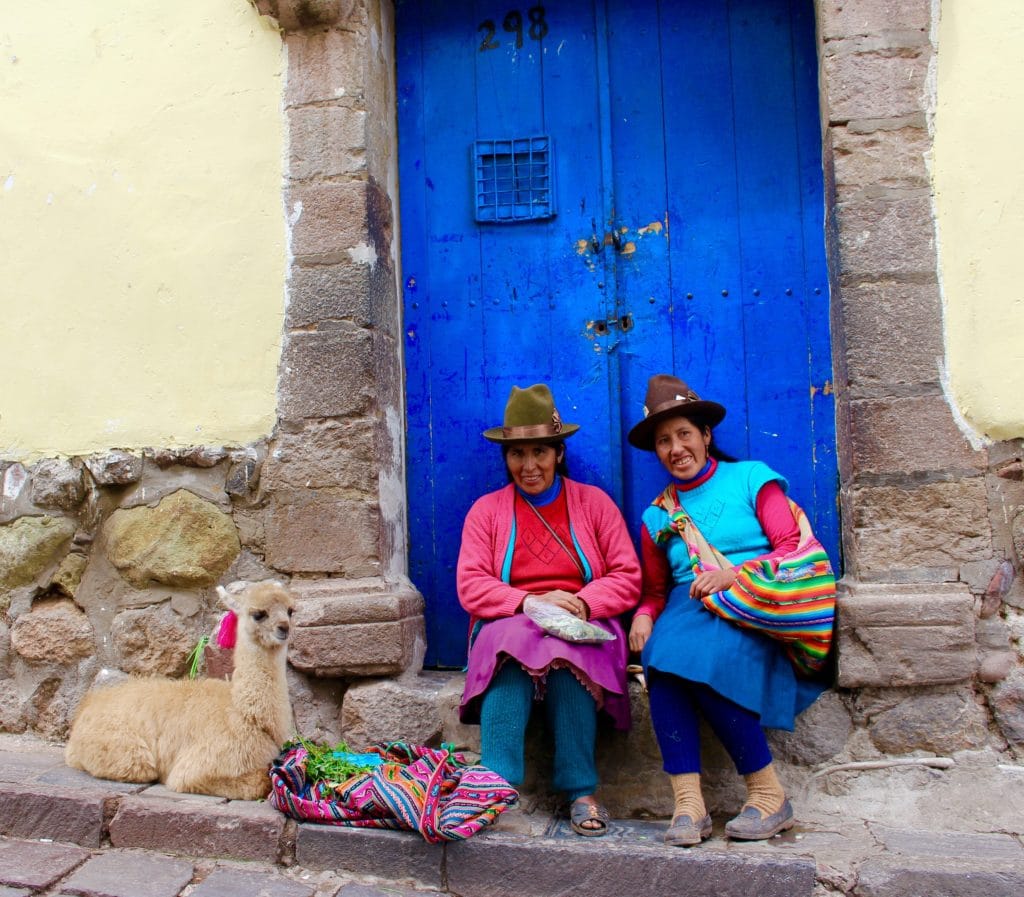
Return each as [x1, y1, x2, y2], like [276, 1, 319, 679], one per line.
[724, 799, 795, 840]
[664, 813, 713, 847]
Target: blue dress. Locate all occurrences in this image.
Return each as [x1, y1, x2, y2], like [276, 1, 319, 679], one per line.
[640, 461, 825, 731]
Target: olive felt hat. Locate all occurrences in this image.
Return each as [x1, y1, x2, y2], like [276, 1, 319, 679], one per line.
[627, 373, 726, 451]
[482, 384, 580, 444]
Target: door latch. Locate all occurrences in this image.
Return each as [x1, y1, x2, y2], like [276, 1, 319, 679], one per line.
[589, 314, 634, 336]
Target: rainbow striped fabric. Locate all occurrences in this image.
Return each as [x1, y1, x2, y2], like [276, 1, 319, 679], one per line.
[269, 741, 518, 843]
[654, 486, 836, 675]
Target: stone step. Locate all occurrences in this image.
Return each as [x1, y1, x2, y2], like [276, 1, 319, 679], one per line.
[1, 734, 1023, 897]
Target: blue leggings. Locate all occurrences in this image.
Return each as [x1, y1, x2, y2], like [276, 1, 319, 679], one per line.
[647, 670, 773, 775]
[480, 662, 598, 801]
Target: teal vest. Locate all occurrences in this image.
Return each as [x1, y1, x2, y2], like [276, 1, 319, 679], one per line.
[641, 460, 787, 587]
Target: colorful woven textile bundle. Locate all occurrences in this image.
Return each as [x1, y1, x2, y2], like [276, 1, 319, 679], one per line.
[655, 487, 836, 675]
[269, 741, 518, 843]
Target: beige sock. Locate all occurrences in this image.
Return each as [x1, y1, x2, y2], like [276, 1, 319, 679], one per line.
[669, 773, 707, 821]
[742, 763, 786, 818]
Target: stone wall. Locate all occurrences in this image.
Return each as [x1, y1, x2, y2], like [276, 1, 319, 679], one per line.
[0, 448, 424, 742]
[819, 0, 1023, 756]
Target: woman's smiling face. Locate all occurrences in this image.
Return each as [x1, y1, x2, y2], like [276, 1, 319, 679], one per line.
[653, 415, 711, 480]
[505, 441, 562, 494]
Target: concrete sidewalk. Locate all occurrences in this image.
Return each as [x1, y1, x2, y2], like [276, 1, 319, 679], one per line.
[0, 733, 1022, 897]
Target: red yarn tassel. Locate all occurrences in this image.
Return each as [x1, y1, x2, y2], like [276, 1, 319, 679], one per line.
[215, 610, 238, 649]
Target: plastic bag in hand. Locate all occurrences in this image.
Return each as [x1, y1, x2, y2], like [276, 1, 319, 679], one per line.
[522, 597, 616, 644]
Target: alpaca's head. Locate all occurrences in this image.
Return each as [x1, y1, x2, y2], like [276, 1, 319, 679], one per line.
[217, 580, 294, 650]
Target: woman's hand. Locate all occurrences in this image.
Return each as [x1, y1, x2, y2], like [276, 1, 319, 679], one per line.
[629, 614, 653, 652]
[534, 590, 589, 619]
[689, 568, 737, 599]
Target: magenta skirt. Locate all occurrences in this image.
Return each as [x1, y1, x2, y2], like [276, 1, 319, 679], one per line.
[459, 614, 631, 731]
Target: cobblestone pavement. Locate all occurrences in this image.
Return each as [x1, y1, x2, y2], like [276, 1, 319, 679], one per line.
[1, 734, 1022, 897]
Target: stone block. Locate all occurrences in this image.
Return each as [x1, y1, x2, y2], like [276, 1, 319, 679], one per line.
[190, 867, 313, 897]
[836, 582, 976, 687]
[823, 49, 930, 123]
[84, 451, 144, 486]
[295, 824, 444, 889]
[342, 677, 444, 748]
[287, 180, 370, 265]
[109, 795, 286, 862]
[51, 552, 88, 597]
[277, 326, 375, 420]
[836, 195, 937, 280]
[854, 854, 1024, 897]
[0, 781, 111, 847]
[868, 691, 989, 754]
[289, 105, 367, 180]
[262, 419, 377, 493]
[110, 603, 205, 677]
[832, 125, 930, 191]
[103, 490, 240, 588]
[286, 262, 374, 330]
[819, 0, 932, 41]
[62, 852, 194, 897]
[0, 515, 76, 590]
[976, 616, 1011, 650]
[850, 396, 985, 476]
[265, 493, 380, 576]
[10, 598, 95, 664]
[0, 838, 90, 890]
[978, 651, 1016, 684]
[285, 28, 366, 107]
[290, 616, 424, 678]
[850, 478, 992, 574]
[30, 459, 85, 511]
[990, 672, 1024, 746]
[289, 577, 422, 625]
[287, 668, 345, 743]
[445, 837, 816, 897]
[839, 281, 943, 390]
[770, 690, 853, 766]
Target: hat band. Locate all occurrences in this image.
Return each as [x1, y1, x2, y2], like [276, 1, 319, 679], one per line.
[502, 422, 563, 439]
[646, 393, 702, 419]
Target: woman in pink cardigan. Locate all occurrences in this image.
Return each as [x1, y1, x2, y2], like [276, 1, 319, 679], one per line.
[457, 384, 640, 837]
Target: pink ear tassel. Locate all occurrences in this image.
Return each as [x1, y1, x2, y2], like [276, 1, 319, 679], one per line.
[215, 610, 238, 649]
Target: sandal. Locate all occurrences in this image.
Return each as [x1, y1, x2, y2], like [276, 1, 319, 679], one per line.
[570, 797, 611, 837]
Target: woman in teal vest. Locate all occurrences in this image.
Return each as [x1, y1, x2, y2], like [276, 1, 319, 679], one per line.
[627, 374, 826, 846]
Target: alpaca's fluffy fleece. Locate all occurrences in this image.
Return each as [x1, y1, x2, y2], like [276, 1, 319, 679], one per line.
[65, 580, 295, 800]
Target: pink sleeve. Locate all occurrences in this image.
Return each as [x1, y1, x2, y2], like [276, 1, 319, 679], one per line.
[456, 496, 528, 619]
[635, 526, 669, 622]
[749, 481, 801, 563]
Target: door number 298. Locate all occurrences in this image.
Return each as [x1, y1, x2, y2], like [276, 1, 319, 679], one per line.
[478, 7, 549, 51]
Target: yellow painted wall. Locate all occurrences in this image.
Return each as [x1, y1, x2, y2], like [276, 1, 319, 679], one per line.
[0, 1, 284, 460]
[934, 1, 1024, 441]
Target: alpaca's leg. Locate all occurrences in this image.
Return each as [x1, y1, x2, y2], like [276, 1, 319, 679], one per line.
[67, 727, 158, 784]
[170, 761, 271, 800]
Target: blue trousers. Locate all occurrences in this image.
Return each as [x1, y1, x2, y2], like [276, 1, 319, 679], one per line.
[648, 670, 773, 775]
[480, 662, 598, 801]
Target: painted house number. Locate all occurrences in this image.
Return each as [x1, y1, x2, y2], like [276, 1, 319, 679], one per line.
[478, 7, 549, 51]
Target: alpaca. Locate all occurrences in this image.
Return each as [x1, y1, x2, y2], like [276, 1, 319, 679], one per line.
[65, 580, 295, 800]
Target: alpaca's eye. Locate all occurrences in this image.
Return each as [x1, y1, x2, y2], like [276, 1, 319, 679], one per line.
[287, 608, 294, 617]
[252, 610, 268, 622]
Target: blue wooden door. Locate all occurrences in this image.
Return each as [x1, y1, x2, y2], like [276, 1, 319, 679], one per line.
[397, 0, 837, 668]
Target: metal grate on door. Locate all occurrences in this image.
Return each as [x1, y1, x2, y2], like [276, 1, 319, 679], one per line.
[473, 136, 555, 222]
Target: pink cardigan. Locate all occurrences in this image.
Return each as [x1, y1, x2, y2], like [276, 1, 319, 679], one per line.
[456, 479, 641, 629]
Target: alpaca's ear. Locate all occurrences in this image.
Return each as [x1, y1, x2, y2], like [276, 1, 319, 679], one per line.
[216, 585, 238, 613]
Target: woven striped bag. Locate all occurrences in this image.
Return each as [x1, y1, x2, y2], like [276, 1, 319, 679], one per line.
[655, 486, 836, 675]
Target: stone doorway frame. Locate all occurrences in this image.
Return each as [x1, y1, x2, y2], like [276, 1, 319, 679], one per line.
[254, 0, 1011, 693]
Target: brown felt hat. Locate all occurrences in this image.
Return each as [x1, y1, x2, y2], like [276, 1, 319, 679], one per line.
[482, 384, 580, 444]
[627, 373, 726, 451]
